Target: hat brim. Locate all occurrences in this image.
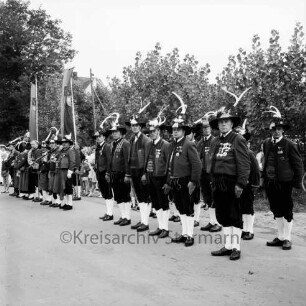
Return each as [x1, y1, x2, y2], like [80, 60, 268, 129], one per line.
[62, 139, 73, 144]
[209, 116, 241, 130]
[125, 122, 146, 128]
[110, 127, 127, 134]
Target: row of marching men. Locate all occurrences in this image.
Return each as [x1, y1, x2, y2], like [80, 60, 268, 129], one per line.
[4, 130, 82, 211]
[92, 91, 304, 260]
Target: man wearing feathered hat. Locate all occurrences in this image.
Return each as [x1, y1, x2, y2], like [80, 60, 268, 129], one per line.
[209, 87, 251, 260]
[165, 92, 202, 247]
[195, 113, 222, 232]
[53, 134, 76, 210]
[263, 106, 304, 250]
[141, 106, 171, 238]
[105, 114, 132, 226]
[126, 100, 152, 232]
[236, 120, 260, 241]
[94, 116, 113, 221]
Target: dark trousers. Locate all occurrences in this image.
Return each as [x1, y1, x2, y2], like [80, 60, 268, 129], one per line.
[170, 177, 194, 216]
[212, 175, 242, 229]
[148, 175, 169, 210]
[200, 171, 213, 207]
[111, 172, 131, 204]
[97, 170, 112, 199]
[28, 168, 38, 194]
[64, 177, 73, 195]
[240, 184, 254, 215]
[265, 180, 293, 222]
[131, 168, 150, 203]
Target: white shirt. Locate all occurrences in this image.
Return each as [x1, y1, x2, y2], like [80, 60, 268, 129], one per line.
[153, 137, 161, 145]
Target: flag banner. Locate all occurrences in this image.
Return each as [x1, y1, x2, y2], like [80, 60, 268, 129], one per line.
[29, 82, 38, 140]
[60, 68, 75, 140]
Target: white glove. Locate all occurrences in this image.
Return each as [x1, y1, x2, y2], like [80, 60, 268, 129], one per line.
[67, 169, 73, 179]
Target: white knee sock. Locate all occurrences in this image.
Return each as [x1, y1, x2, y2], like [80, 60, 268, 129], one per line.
[232, 227, 242, 250]
[156, 209, 163, 229]
[125, 202, 131, 220]
[209, 208, 219, 225]
[181, 214, 187, 236]
[283, 220, 293, 241]
[105, 199, 110, 215]
[248, 214, 255, 234]
[242, 214, 247, 232]
[67, 195, 73, 206]
[223, 227, 233, 250]
[276, 217, 285, 240]
[119, 203, 125, 218]
[194, 204, 201, 222]
[143, 203, 151, 226]
[163, 210, 170, 231]
[77, 186, 81, 197]
[139, 202, 145, 223]
[108, 199, 114, 216]
[186, 216, 195, 237]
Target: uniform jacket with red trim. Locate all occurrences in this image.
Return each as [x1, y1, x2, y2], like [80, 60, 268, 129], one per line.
[263, 137, 304, 187]
[95, 142, 111, 172]
[143, 138, 170, 177]
[127, 133, 151, 174]
[107, 138, 130, 174]
[208, 131, 250, 188]
[167, 137, 202, 184]
[197, 135, 215, 173]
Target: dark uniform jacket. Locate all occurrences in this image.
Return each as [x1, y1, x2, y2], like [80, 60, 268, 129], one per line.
[57, 147, 76, 171]
[14, 151, 29, 170]
[107, 138, 130, 174]
[95, 142, 111, 172]
[143, 138, 170, 177]
[263, 137, 304, 187]
[167, 137, 202, 184]
[127, 133, 150, 174]
[209, 131, 250, 188]
[197, 135, 215, 173]
[48, 147, 61, 172]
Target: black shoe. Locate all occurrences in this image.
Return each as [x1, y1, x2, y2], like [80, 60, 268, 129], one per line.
[62, 205, 73, 211]
[243, 232, 254, 240]
[282, 240, 292, 250]
[9, 192, 18, 197]
[171, 235, 187, 243]
[137, 224, 149, 232]
[131, 221, 142, 229]
[73, 197, 81, 201]
[229, 248, 241, 260]
[33, 197, 42, 202]
[149, 228, 162, 236]
[99, 214, 107, 220]
[120, 219, 131, 226]
[40, 201, 49, 206]
[200, 223, 213, 231]
[158, 230, 169, 238]
[173, 216, 181, 222]
[114, 218, 123, 225]
[26, 197, 34, 201]
[169, 215, 176, 222]
[185, 237, 194, 247]
[211, 247, 232, 256]
[103, 215, 114, 221]
[209, 224, 222, 232]
[241, 231, 247, 238]
[59, 205, 64, 209]
[149, 212, 157, 218]
[194, 221, 200, 227]
[266, 237, 284, 247]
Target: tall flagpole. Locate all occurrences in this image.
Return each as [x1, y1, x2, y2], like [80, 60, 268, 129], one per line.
[35, 75, 39, 141]
[70, 75, 77, 144]
[90, 68, 96, 133]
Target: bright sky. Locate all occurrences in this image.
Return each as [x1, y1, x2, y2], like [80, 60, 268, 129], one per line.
[29, 0, 306, 84]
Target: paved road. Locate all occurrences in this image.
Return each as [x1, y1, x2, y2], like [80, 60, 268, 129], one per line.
[1, 191, 305, 306]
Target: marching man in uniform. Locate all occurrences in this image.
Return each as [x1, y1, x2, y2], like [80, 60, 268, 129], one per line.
[263, 106, 304, 250]
[94, 117, 113, 221]
[209, 88, 250, 260]
[165, 92, 202, 247]
[105, 114, 131, 226]
[196, 114, 222, 232]
[125, 102, 152, 232]
[53, 134, 76, 211]
[142, 108, 171, 238]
